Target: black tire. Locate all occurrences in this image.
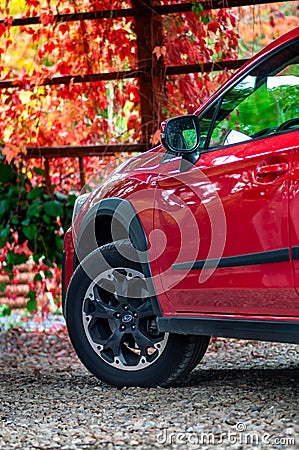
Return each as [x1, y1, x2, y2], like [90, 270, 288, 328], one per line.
[65, 240, 210, 387]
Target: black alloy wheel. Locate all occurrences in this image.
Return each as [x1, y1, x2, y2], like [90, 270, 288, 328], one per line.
[65, 240, 210, 387]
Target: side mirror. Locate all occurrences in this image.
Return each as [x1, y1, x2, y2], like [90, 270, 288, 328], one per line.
[160, 115, 200, 155]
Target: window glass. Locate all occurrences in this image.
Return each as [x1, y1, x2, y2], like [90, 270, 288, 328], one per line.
[198, 43, 299, 150]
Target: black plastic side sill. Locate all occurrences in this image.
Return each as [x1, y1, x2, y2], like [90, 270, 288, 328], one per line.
[157, 316, 299, 344]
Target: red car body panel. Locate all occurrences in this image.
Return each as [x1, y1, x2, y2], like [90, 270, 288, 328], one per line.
[63, 227, 74, 297]
[64, 27, 299, 332]
[155, 132, 299, 317]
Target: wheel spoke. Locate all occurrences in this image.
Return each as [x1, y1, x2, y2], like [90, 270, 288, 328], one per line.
[94, 303, 116, 319]
[135, 300, 154, 318]
[133, 329, 156, 356]
[102, 329, 123, 357]
[85, 296, 116, 319]
[84, 282, 118, 319]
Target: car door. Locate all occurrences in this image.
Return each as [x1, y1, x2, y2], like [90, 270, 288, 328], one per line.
[154, 43, 299, 317]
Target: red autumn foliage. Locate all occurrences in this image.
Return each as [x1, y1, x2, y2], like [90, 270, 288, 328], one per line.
[0, 0, 242, 170]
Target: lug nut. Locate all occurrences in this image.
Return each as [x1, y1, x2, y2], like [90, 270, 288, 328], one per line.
[133, 312, 138, 318]
[115, 313, 121, 319]
[131, 325, 136, 330]
[123, 305, 129, 311]
[120, 325, 126, 331]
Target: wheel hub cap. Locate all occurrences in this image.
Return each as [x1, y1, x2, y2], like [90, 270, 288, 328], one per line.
[121, 313, 133, 323]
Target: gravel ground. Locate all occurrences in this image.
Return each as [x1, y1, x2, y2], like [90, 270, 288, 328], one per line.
[0, 330, 298, 450]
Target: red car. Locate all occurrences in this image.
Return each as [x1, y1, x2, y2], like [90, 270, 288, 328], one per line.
[63, 27, 299, 387]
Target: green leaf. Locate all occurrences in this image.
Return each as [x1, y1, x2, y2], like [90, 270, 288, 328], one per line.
[27, 203, 42, 218]
[0, 227, 11, 248]
[33, 167, 45, 176]
[11, 216, 19, 225]
[192, 2, 204, 14]
[0, 164, 15, 183]
[27, 187, 43, 200]
[45, 270, 53, 279]
[0, 226, 10, 239]
[22, 218, 30, 226]
[201, 14, 211, 25]
[67, 194, 77, 207]
[42, 214, 51, 224]
[7, 186, 19, 198]
[44, 200, 63, 218]
[4, 267, 13, 277]
[26, 290, 37, 312]
[33, 254, 40, 264]
[27, 298, 37, 312]
[55, 236, 63, 252]
[26, 290, 36, 301]
[34, 273, 43, 281]
[23, 224, 38, 240]
[0, 199, 8, 216]
[0, 304, 11, 317]
[6, 251, 28, 266]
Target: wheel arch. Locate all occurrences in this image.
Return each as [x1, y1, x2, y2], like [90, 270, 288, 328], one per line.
[73, 198, 162, 316]
[74, 198, 148, 263]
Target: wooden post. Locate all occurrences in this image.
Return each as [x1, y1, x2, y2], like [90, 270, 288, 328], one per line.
[131, 0, 166, 147]
[44, 158, 53, 196]
[78, 157, 86, 190]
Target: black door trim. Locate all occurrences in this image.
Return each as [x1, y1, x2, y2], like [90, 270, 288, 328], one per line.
[172, 248, 290, 271]
[292, 246, 299, 260]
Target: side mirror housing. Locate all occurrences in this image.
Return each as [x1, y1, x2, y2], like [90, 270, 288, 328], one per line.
[160, 115, 201, 155]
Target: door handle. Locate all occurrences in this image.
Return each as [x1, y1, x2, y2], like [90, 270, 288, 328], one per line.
[256, 162, 289, 176]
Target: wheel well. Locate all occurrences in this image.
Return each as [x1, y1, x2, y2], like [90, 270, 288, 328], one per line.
[95, 215, 129, 248]
[74, 214, 130, 270]
[74, 198, 149, 271]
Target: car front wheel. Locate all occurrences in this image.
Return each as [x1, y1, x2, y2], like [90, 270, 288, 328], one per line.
[65, 240, 210, 387]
